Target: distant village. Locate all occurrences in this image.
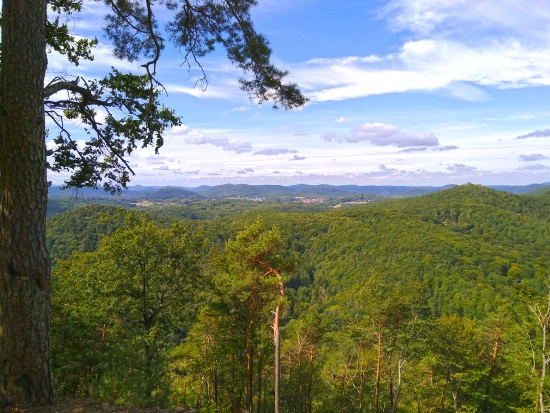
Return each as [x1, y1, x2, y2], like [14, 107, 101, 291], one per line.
[224, 196, 374, 204]
[224, 196, 327, 203]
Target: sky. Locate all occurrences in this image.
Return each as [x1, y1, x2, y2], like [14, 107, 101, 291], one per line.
[46, 0, 550, 188]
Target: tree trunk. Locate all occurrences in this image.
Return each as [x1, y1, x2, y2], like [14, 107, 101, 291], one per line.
[481, 331, 501, 413]
[246, 317, 254, 412]
[375, 332, 382, 413]
[250, 345, 254, 413]
[391, 357, 404, 413]
[440, 377, 448, 412]
[308, 344, 314, 413]
[359, 344, 365, 413]
[273, 272, 284, 413]
[540, 323, 547, 413]
[215, 367, 218, 408]
[274, 302, 281, 413]
[298, 350, 303, 413]
[231, 351, 235, 410]
[0, 0, 56, 408]
[388, 350, 394, 407]
[257, 344, 262, 413]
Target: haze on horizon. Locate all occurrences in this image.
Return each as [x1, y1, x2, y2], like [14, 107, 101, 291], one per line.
[46, 0, 550, 188]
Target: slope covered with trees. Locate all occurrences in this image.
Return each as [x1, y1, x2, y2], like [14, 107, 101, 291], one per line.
[46, 185, 550, 411]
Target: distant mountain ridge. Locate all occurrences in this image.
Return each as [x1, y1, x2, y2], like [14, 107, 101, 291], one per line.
[488, 182, 550, 194]
[48, 182, 550, 200]
[141, 187, 205, 201]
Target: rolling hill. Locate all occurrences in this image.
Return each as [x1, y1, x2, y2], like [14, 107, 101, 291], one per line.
[139, 187, 204, 201]
[47, 184, 550, 318]
[524, 185, 550, 196]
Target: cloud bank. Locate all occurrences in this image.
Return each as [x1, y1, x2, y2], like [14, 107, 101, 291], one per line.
[516, 129, 550, 139]
[186, 135, 252, 154]
[253, 148, 299, 156]
[519, 154, 548, 161]
[321, 122, 439, 148]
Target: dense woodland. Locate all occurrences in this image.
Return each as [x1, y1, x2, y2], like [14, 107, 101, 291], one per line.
[47, 184, 550, 412]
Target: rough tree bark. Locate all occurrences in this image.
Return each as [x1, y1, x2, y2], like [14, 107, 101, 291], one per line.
[0, 0, 56, 408]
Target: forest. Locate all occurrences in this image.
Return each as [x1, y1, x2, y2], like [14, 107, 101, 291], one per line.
[46, 184, 550, 412]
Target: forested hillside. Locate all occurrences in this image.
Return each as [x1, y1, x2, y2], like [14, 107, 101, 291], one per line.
[47, 185, 550, 412]
[525, 185, 550, 196]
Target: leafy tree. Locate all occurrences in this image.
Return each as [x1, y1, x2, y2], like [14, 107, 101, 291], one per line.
[51, 210, 204, 407]
[282, 304, 324, 413]
[428, 314, 485, 412]
[0, 0, 307, 406]
[212, 218, 297, 413]
[514, 275, 550, 413]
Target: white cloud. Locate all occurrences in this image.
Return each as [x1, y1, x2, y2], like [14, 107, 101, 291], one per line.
[335, 117, 353, 124]
[46, 40, 138, 76]
[321, 122, 439, 147]
[519, 163, 550, 170]
[164, 84, 235, 100]
[433, 145, 459, 151]
[290, 38, 550, 102]
[237, 168, 255, 174]
[46, 140, 59, 151]
[232, 106, 251, 112]
[519, 154, 549, 161]
[398, 147, 428, 153]
[516, 129, 550, 139]
[285, 0, 550, 103]
[445, 82, 490, 102]
[143, 154, 167, 161]
[167, 125, 192, 136]
[185, 134, 252, 154]
[290, 155, 307, 161]
[382, 0, 550, 39]
[447, 163, 478, 173]
[253, 148, 299, 156]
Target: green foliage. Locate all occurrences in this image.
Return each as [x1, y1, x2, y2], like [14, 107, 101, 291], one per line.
[51, 210, 205, 407]
[141, 187, 205, 201]
[524, 185, 550, 196]
[49, 69, 182, 193]
[47, 185, 550, 410]
[47, 0, 98, 65]
[47, 197, 138, 217]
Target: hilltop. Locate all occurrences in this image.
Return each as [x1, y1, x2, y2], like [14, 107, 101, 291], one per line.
[139, 187, 205, 201]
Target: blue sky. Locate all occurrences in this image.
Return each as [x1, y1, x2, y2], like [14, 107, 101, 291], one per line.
[46, 0, 550, 187]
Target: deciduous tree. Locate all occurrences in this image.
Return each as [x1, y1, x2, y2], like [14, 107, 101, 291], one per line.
[52, 210, 204, 406]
